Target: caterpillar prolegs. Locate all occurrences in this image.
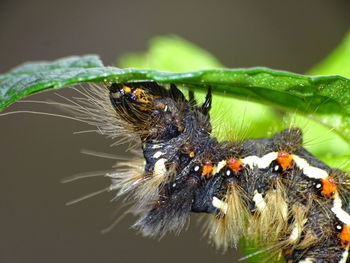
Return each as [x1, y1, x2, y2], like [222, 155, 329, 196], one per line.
[78, 81, 350, 262]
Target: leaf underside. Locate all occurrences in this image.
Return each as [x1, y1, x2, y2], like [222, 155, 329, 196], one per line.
[1, 55, 350, 146]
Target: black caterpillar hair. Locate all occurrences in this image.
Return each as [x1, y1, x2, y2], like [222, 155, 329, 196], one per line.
[67, 81, 350, 263]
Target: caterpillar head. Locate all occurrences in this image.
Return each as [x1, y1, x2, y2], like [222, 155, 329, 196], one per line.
[109, 81, 212, 142]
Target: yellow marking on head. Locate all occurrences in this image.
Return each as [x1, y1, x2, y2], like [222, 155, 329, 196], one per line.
[122, 85, 132, 94]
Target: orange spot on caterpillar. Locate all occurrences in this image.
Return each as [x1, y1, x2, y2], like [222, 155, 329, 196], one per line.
[340, 225, 350, 248]
[322, 176, 337, 198]
[189, 152, 195, 158]
[277, 151, 293, 169]
[202, 161, 213, 178]
[227, 158, 242, 172]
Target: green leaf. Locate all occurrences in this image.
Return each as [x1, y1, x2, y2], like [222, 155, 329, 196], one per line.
[0, 55, 105, 111]
[3, 55, 104, 76]
[1, 56, 350, 142]
[1, 61, 349, 115]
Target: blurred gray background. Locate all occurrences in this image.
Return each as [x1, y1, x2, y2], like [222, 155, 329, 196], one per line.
[0, 0, 349, 262]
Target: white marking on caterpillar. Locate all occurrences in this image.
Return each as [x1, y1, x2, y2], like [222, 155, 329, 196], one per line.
[153, 151, 164, 159]
[214, 160, 227, 174]
[253, 190, 266, 212]
[194, 165, 200, 172]
[316, 183, 322, 189]
[332, 193, 350, 225]
[339, 247, 349, 263]
[241, 152, 278, 169]
[154, 158, 167, 178]
[289, 219, 307, 243]
[303, 166, 328, 180]
[241, 156, 259, 167]
[299, 258, 315, 263]
[259, 152, 279, 168]
[226, 170, 231, 176]
[212, 196, 228, 214]
[291, 155, 309, 169]
[151, 145, 162, 149]
[337, 225, 342, 230]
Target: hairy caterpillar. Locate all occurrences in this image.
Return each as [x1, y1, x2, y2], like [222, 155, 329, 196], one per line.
[64, 81, 350, 263]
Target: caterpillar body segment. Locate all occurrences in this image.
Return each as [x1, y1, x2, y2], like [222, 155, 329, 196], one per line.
[107, 81, 350, 262]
